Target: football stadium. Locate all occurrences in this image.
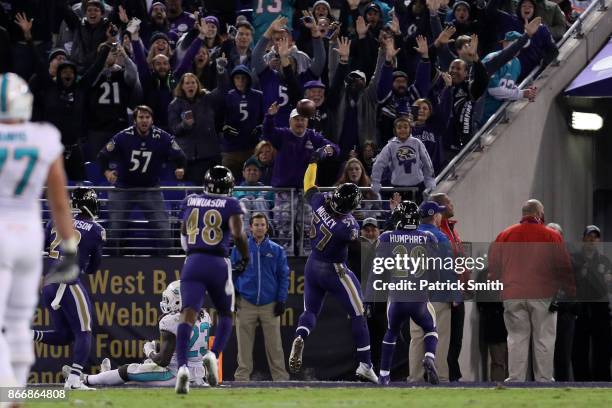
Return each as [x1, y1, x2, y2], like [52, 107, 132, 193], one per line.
[0, 1, 611, 407]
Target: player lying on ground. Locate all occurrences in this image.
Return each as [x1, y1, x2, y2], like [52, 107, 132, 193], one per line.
[34, 187, 105, 390]
[373, 201, 440, 385]
[70, 280, 212, 387]
[174, 166, 249, 394]
[289, 147, 378, 383]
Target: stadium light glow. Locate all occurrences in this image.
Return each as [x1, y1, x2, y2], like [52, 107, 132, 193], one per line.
[570, 111, 603, 131]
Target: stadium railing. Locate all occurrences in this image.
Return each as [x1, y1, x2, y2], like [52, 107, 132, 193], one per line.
[426, 0, 609, 193]
[41, 186, 412, 256]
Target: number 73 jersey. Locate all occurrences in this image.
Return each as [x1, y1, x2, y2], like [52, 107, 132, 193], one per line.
[308, 191, 359, 264]
[0, 122, 63, 215]
[180, 193, 244, 257]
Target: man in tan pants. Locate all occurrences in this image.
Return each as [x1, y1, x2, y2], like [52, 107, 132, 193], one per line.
[488, 199, 575, 382]
[503, 299, 557, 381]
[409, 302, 451, 382]
[231, 213, 290, 381]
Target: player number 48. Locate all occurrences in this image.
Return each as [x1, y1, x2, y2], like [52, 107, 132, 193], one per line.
[186, 208, 223, 246]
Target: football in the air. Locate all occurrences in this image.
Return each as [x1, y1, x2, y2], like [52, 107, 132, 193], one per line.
[296, 98, 316, 118]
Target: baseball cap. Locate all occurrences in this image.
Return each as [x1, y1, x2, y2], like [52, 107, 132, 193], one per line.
[348, 70, 366, 82]
[419, 201, 446, 218]
[290, 109, 301, 119]
[48, 48, 67, 63]
[502, 31, 522, 42]
[204, 15, 220, 28]
[150, 31, 170, 44]
[583, 225, 601, 237]
[150, 1, 166, 12]
[304, 80, 326, 90]
[243, 157, 263, 170]
[362, 217, 378, 228]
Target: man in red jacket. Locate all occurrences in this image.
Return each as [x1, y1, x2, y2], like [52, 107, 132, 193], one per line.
[431, 193, 466, 382]
[488, 199, 575, 382]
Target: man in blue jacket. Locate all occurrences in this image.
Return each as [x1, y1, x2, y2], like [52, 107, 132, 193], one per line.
[408, 201, 461, 383]
[231, 213, 290, 381]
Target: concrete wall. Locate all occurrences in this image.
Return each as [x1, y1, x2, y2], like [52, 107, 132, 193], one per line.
[433, 3, 612, 381]
[437, 25, 612, 242]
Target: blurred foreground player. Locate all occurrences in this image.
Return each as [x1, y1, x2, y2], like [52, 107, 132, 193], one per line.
[35, 187, 105, 390]
[80, 281, 212, 387]
[0, 73, 78, 390]
[375, 201, 440, 385]
[288, 149, 378, 383]
[175, 166, 249, 393]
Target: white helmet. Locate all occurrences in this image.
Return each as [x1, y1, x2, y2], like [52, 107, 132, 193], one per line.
[0, 73, 33, 121]
[160, 280, 181, 314]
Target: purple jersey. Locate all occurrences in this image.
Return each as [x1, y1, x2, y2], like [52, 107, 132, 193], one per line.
[98, 126, 186, 187]
[180, 193, 244, 257]
[308, 190, 359, 264]
[377, 228, 438, 289]
[44, 215, 106, 279]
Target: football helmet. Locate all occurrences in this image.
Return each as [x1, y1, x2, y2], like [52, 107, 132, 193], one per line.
[71, 187, 99, 218]
[0, 72, 33, 121]
[391, 200, 420, 230]
[204, 165, 235, 195]
[160, 280, 181, 314]
[329, 183, 362, 215]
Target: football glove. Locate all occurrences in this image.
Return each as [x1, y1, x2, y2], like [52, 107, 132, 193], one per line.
[222, 125, 239, 138]
[143, 340, 157, 358]
[44, 238, 80, 286]
[309, 147, 328, 164]
[232, 258, 250, 276]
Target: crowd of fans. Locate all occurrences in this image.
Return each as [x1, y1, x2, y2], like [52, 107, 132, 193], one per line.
[0, 0, 586, 251]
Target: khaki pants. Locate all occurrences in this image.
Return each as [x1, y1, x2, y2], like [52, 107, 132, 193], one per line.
[503, 299, 556, 382]
[408, 302, 451, 382]
[234, 297, 289, 381]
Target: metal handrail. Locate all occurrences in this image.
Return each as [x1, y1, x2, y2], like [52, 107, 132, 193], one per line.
[428, 0, 609, 191]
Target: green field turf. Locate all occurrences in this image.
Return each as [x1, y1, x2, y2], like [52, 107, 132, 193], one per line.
[25, 387, 612, 408]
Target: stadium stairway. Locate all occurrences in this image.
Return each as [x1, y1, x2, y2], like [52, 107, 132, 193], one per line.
[434, 1, 612, 242]
[430, 1, 612, 381]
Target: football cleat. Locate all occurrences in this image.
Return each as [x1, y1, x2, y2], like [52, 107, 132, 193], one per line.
[378, 374, 390, 385]
[100, 358, 111, 373]
[64, 376, 95, 390]
[203, 352, 219, 387]
[175, 365, 190, 394]
[423, 356, 439, 385]
[356, 363, 378, 383]
[288, 336, 304, 373]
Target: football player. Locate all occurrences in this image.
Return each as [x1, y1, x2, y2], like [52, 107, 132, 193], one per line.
[0, 73, 78, 389]
[75, 280, 211, 387]
[174, 166, 249, 393]
[288, 149, 378, 383]
[34, 187, 105, 390]
[375, 201, 440, 385]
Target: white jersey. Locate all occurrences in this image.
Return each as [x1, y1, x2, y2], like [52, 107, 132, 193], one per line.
[159, 311, 212, 376]
[0, 122, 63, 216]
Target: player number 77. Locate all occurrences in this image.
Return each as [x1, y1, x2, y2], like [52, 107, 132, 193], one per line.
[0, 147, 39, 196]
